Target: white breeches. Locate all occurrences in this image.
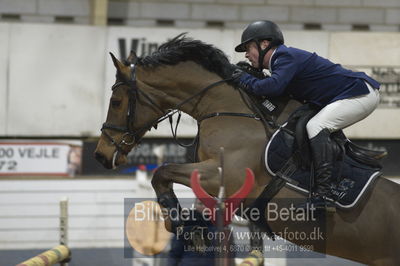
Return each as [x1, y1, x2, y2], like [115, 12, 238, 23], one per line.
[306, 82, 380, 139]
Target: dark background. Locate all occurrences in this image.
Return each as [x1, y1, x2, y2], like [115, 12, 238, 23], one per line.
[83, 138, 400, 176]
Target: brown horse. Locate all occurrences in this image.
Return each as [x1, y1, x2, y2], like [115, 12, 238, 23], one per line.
[95, 35, 400, 265]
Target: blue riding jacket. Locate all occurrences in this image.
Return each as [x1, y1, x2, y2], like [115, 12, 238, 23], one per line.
[239, 45, 380, 107]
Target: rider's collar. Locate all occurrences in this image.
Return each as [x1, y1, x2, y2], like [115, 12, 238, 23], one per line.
[268, 48, 277, 73]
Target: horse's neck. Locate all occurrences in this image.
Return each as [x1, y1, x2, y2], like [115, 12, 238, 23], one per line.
[140, 62, 250, 120]
[139, 61, 300, 122]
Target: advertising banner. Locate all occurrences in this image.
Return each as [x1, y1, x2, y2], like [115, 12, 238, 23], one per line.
[0, 140, 82, 177]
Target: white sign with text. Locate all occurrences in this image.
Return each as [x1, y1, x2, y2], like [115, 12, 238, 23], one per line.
[0, 142, 76, 176]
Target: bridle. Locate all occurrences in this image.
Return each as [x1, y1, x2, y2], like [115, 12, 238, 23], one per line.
[100, 81, 139, 154]
[100, 63, 265, 156]
[101, 62, 166, 154]
[100, 63, 235, 154]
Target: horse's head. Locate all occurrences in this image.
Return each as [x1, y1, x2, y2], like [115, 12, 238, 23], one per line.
[94, 52, 164, 169]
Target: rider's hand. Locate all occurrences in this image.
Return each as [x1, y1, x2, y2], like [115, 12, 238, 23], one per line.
[231, 68, 245, 81]
[231, 69, 251, 91]
[235, 61, 266, 79]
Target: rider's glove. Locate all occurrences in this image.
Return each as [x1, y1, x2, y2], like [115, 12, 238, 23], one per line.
[230, 69, 251, 91]
[231, 68, 245, 81]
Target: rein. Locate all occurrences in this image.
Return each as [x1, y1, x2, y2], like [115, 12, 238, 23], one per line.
[101, 65, 270, 156]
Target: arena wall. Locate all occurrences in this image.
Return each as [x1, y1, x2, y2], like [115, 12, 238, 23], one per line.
[0, 23, 9, 136]
[1, 0, 400, 31]
[0, 22, 399, 138]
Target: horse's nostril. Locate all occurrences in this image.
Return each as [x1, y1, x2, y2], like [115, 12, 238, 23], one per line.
[95, 151, 114, 169]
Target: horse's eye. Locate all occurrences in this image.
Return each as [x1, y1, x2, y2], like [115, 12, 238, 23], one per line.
[111, 100, 121, 108]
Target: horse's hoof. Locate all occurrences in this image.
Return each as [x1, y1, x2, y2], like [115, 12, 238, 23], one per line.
[164, 218, 184, 234]
[163, 219, 173, 233]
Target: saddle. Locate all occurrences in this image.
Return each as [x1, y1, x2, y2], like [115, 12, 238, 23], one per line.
[285, 104, 386, 168]
[264, 104, 387, 208]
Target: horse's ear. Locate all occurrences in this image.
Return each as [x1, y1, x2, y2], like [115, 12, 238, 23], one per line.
[126, 50, 138, 65]
[109, 52, 125, 71]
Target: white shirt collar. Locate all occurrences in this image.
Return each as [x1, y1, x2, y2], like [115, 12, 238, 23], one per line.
[268, 48, 277, 74]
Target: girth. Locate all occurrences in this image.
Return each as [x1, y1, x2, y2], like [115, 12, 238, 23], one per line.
[198, 112, 259, 123]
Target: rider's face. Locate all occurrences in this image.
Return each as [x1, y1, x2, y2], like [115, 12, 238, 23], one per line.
[244, 40, 272, 69]
[245, 41, 260, 68]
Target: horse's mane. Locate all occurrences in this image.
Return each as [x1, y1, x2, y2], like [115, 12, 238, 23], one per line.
[137, 33, 235, 79]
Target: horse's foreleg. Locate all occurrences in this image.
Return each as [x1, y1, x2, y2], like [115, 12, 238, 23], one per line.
[151, 160, 220, 233]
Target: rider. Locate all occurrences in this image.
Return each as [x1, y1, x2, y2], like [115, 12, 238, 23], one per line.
[232, 20, 380, 209]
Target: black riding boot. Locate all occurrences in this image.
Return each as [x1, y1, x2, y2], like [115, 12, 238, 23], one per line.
[309, 129, 338, 210]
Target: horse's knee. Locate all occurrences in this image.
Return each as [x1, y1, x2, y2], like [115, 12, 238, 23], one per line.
[151, 165, 171, 191]
[151, 166, 163, 189]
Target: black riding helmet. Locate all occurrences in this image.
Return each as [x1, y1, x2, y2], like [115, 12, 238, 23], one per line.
[235, 20, 284, 69]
